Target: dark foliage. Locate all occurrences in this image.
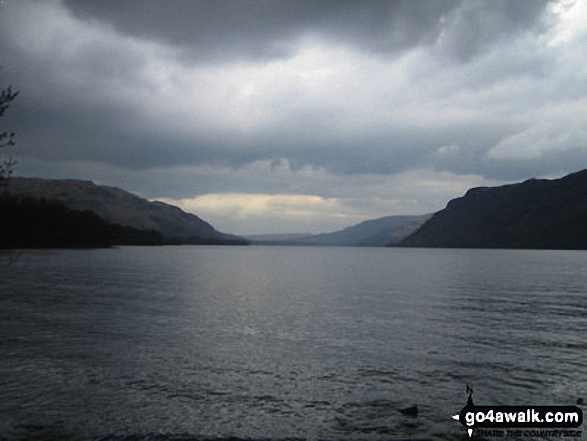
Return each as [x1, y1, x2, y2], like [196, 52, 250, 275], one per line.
[0, 194, 166, 249]
[398, 169, 587, 250]
[0, 86, 19, 182]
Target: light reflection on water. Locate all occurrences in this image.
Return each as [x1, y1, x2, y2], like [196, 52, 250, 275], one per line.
[0, 246, 586, 440]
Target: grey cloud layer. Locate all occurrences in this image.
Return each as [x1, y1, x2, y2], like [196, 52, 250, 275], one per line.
[2, 0, 586, 191]
[63, 0, 460, 61]
[61, 0, 553, 62]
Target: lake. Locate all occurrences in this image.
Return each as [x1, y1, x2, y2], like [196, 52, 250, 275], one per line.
[0, 246, 585, 440]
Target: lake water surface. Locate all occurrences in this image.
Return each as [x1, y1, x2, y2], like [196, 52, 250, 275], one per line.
[1, 246, 585, 440]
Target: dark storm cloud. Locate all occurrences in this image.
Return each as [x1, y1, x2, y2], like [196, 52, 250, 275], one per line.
[2, 0, 586, 201]
[62, 0, 456, 61]
[435, 0, 553, 61]
[62, 0, 552, 62]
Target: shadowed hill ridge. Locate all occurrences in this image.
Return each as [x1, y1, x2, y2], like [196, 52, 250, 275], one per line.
[398, 169, 587, 250]
[5, 178, 247, 244]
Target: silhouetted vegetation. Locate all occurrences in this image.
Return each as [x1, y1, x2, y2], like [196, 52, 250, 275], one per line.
[398, 169, 587, 250]
[0, 86, 18, 182]
[0, 195, 166, 249]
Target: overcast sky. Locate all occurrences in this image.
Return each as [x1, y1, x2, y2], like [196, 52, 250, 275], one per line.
[1, 0, 586, 235]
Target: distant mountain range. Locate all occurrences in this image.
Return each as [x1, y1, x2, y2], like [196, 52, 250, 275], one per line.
[5, 169, 587, 250]
[247, 233, 314, 242]
[249, 214, 431, 247]
[4, 178, 248, 246]
[398, 169, 587, 250]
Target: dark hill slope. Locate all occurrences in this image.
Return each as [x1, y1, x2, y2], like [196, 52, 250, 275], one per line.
[0, 195, 165, 249]
[398, 169, 587, 250]
[5, 178, 247, 245]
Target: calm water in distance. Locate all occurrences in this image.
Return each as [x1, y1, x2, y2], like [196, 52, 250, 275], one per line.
[1, 246, 586, 440]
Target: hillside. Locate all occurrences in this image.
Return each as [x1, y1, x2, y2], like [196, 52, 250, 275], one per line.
[4, 178, 247, 245]
[251, 214, 431, 247]
[0, 195, 166, 249]
[398, 169, 587, 250]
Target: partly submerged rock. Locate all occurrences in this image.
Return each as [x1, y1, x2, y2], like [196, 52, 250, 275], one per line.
[399, 405, 418, 417]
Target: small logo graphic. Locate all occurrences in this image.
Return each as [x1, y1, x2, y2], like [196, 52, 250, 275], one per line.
[452, 385, 476, 437]
[452, 385, 583, 438]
